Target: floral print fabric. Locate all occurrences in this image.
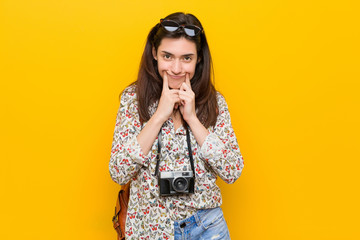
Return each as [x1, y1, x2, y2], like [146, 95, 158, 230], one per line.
[109, 85, 244, 239]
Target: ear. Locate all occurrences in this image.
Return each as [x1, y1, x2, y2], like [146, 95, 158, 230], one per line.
[152, 46, 157, 60]
[197, 56, 201, 64]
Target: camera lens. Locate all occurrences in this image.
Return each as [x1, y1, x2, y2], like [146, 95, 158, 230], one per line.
[173, 177, 188, 192]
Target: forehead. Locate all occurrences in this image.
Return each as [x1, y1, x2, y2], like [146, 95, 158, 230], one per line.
[158, 37, 197, 55]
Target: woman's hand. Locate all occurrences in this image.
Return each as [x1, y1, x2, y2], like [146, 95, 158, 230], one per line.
[154, 71, 181, 123]
[179, 73, 197, 123]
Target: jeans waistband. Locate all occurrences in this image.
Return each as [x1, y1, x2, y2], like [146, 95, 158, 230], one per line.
[174, 207, 221, 229]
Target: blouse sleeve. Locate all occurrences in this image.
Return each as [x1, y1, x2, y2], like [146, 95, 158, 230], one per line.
[199, 93, 244, 184]
[109, 87, 152, 185]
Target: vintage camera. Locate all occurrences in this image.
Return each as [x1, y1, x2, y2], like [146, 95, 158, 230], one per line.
[159, 171, 195, 196]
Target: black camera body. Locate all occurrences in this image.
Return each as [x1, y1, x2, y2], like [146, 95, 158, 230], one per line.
[159, 171, 195, 196]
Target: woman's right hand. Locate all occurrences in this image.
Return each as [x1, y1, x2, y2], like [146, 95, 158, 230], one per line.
[154, 71, 180, 122]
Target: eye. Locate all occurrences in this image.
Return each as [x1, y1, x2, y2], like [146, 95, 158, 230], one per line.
[183, 56, 192, 62]
[163, 54, 172, 60]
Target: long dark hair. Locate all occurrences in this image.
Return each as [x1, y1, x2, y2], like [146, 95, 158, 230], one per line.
[134, 12, 218, 128]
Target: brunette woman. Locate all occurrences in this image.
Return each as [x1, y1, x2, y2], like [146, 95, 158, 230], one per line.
[109, 12, 244, 240]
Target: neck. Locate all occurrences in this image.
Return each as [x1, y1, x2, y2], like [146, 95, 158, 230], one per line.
[172, 109, 181, 119]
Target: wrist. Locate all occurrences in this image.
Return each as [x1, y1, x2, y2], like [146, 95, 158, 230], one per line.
[185, 115, 209, 147]
[152, 111, 167, 125]
[185, 115, 200, 127]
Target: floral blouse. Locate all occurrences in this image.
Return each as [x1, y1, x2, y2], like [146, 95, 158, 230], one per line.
[109, 85, 244, 240]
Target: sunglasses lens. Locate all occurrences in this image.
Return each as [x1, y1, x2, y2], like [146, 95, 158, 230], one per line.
[184, 26, 199, 37]
[162, 20, 179, 32]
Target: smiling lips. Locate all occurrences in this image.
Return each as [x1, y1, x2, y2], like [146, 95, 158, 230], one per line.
[168, 74, 185, 80]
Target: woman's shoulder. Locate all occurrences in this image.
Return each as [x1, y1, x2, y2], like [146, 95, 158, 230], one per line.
[122, 84, 137, 96]
[215, 91, 224, 100]
[215, 91, 233, 117]
[119, 84, 137, 103]
[215, 91, 227, 106]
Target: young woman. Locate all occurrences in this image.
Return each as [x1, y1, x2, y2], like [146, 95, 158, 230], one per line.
[109, 12, 244, 240]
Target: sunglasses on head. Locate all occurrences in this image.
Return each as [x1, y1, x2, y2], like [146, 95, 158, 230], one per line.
[160, 19, 203, 37]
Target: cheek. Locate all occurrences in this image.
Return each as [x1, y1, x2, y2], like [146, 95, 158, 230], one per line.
[157, 61, 170, 74]
[185, 63, 197, 76]
[157, 59, 171, 68]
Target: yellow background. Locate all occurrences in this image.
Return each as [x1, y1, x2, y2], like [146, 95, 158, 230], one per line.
[1, 0, 359, 239]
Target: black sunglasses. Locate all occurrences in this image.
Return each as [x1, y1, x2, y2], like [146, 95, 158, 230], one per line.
[160, 19, 203, 37]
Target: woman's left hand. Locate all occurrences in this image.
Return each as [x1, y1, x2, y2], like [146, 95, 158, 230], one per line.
[179, 73, 197, 123]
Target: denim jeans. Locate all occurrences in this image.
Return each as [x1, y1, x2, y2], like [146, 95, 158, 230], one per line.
[174, 207, 231, 240]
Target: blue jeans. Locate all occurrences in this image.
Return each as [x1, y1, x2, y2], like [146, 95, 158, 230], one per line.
[174, 207, 231, 240]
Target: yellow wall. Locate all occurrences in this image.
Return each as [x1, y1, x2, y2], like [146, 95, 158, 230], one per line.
[1, 0, 359, 239]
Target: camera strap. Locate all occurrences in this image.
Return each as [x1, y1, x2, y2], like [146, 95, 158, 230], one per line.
[153, 124, 195, 177]
[185, 124, 196, 178]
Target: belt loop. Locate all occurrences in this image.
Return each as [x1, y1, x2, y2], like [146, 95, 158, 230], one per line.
[194, 210, 201, 227]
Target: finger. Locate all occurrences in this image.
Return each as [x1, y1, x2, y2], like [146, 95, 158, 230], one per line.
[169, 89, 180, 94]
[185, 73, 191, 88]
[178, 93, 191, 103]
[179, 104, 185, 115]
[179, 82, 193, 94]
[172, 93, 181, 104]
[178, 88, 188, 97]
[162, 71, 169, 91]
[180, 82, 185, 92]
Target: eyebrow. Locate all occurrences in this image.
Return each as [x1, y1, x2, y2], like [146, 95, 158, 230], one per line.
[161, 51, 195, 57]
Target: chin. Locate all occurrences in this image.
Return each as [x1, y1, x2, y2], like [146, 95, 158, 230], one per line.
[169, 83, 182, 90]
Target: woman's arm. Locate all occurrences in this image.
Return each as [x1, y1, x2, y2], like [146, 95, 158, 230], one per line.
[109, 87, 150, 185]
[178, 76, 244, 184]
[137, 71, 181, 155]
[110, 73, 182, 185]
[185, 117, 209, 147]
[178, 73, 210, 146]
[198, 93, 244, 184]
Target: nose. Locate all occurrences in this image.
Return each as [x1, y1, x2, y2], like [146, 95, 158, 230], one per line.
[170, 59, 182, 75]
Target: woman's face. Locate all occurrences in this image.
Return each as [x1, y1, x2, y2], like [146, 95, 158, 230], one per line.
[153, 37, 198, 89]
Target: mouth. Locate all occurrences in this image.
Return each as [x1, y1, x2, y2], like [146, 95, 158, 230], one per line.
[168, 74, 185, 80]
